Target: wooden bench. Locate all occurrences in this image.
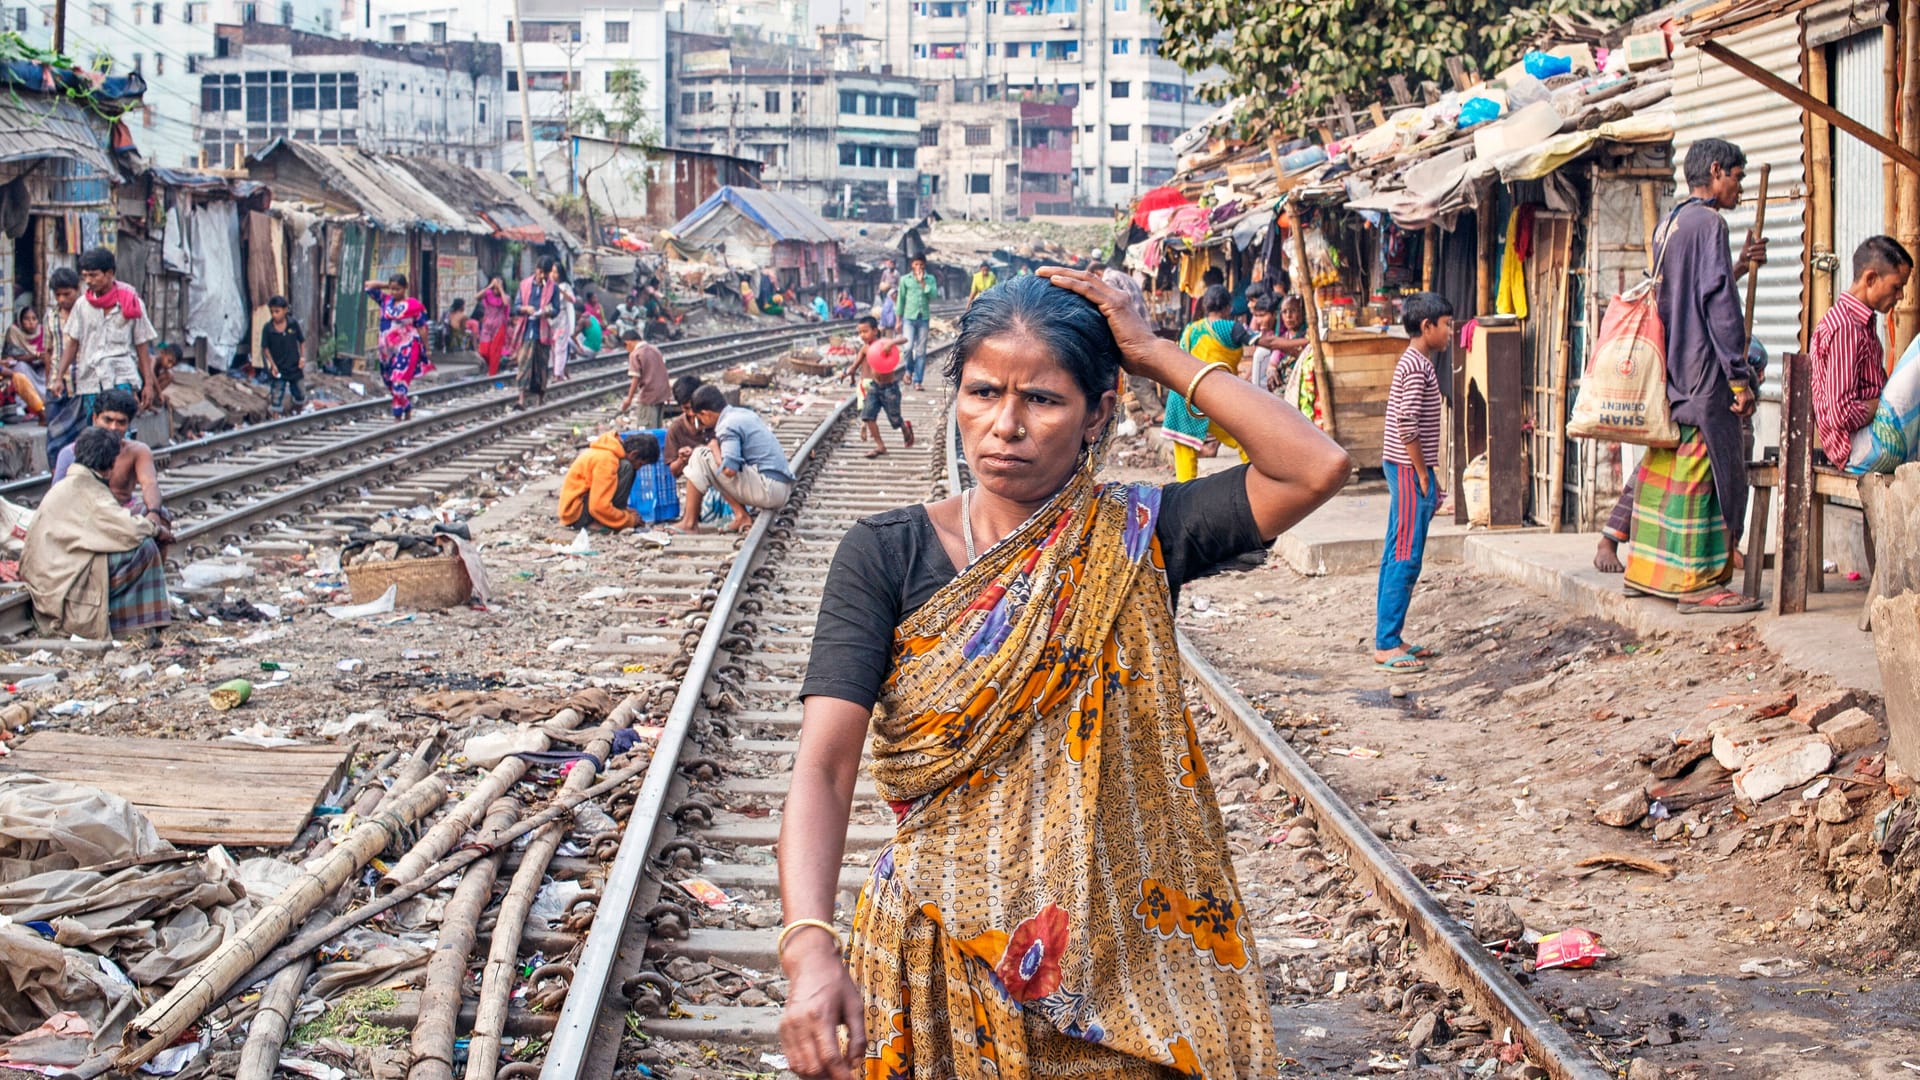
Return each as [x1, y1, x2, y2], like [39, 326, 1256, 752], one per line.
[1744, 353, 1876, 622]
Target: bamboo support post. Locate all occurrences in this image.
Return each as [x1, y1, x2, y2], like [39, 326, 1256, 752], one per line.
[1743, 163, 1772, 348]
[1897, 0, 1920, 358]
[381, 709, 587, 891]
[235, 735, 446, 1080]
[1807, 42, 1835, 330]
[1264, 135, 1338, 440]
[1421, 225, 1437, 291]
[1890, 22, 1902, 240]
[410, 798, 522, 1080]
[222, 757, 652, 1009]
[463, 710, 631, 1080]
[120, 776, 449, 1072]
[1546, 242, 1575, 533]
[1639, 182, 1659, 274]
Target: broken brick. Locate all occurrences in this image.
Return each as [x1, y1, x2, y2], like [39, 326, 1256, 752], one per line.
[1789, 689, 1859, 729]
[1733, 736, 1833, 803]
[1819, 708, 1882, 756]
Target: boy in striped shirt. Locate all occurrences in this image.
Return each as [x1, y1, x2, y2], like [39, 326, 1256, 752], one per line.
[1375, 292, 1453, 674]
[1811, 235, 1912, 470]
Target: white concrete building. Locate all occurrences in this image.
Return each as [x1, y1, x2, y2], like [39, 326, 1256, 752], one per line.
[863, 0, 1214, 209]
[3, 0, 339, 167]
[665, 0, 809, 45]
[368, 0, 665, 185]
[195, 21, 503, 168]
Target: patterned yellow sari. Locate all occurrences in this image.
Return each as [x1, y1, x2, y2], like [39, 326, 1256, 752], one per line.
[848, 462, 1277, 1079]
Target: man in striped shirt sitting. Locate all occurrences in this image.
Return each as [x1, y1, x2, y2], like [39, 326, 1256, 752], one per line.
[1374, 292, 1453, 674]
[1811, 235, 1913, 472]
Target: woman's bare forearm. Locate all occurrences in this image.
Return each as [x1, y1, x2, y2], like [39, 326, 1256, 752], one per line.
[777, 696, 871, 927]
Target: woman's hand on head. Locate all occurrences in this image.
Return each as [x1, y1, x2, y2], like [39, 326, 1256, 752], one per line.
[780, 939, 866, 1080]
[1037, 268, 1166, 379]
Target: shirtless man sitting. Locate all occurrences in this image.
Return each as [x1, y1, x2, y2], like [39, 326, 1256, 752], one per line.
[50, 388, 164, 516]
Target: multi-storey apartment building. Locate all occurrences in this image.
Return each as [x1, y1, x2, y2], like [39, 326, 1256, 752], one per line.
[195, 21, 504, 168]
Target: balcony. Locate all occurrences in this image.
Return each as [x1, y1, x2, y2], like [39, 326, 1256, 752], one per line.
[1020, 145, 1070, 173]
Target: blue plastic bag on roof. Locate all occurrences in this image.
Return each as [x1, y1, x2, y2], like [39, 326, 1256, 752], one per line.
[1457, 96, 1502, 129]
[1524, 51, 1574, 79]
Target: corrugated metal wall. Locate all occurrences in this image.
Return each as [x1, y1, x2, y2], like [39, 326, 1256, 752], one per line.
[1670, 18, 1808, 439]
[1831, 30, 1888, 284]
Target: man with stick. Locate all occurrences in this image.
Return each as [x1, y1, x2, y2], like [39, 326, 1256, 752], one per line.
[1592, 139, 1769, 612]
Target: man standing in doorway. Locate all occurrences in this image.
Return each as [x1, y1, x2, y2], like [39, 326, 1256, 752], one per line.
[50, 248, 157, 466]
[898, 254, 939, 390]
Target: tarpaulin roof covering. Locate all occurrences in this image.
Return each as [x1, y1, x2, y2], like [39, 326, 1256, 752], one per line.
[670, 185, 838, 245]
[250, 139, 578, 250]
[0, 95, 120, 176]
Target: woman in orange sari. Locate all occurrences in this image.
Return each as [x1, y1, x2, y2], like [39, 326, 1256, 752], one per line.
[778, 271, 1351, 1079]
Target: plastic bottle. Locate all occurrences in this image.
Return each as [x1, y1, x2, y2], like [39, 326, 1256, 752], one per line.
[6, 674, 59, 693]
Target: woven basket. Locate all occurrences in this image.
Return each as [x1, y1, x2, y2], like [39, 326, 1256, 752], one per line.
[346, 551, 473, 610]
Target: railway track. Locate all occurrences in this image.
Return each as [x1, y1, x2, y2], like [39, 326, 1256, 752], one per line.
[0, 319, 882, 639]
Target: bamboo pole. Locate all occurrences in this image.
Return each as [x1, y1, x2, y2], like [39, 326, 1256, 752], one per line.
[1888, 23, 1901, 240]
[1897, 0, 1920, 358]
[1743, 164, 1772, 348]
[1421, 225, 1437, 291]
[235, 736, 446, 1080]
[465, 707, 634, 1080]
[381, 709, 587, 891]
[410, 798, 522, 1080]
[120, 776, 449, 1072]
[1546, 225, 1576, 534]
[1807, 41, 1835, 332]
[1288, 215, 1339, 441]
[220, 756, 652, 1009]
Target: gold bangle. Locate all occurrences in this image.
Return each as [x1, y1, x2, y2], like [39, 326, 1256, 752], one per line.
[777, 918, 842, 956]
[1183, 361, 1232, 419]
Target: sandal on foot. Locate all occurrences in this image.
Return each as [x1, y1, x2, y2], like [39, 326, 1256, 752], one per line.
[1405, 643, 1438, 659]
[1677, 591, 1762, 614]
[864, 449, 889, 458]
[1373, 653, 1427, 673]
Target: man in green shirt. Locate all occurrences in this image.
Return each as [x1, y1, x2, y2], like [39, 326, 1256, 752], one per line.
[898, 254, 939, 389]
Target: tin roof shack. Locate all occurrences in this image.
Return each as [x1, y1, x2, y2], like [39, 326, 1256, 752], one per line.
[114, 166, 269, 375]
[669, 186, 840, 289]
[245, 138, 577, 369]
[541, 139, 765, 234]
[0, 62, 144, 348]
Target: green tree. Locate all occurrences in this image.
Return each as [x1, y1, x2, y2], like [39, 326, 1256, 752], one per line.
[1148, 0, 1651, 135]
[566, 63, 661, 242]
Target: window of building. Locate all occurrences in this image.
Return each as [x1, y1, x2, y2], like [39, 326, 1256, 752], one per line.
[1044, 39, 1078, 59]
[912, 0, 966, 13]
[984, 41, 996, 56]
[839, 144, 856, 166]
[680, 91, 695, 113]
[698, 90, 712, 110]
[187, 54, 199, 73]
[1140, 36, 1162, 56]
[918, 82, 938, 101]
[508, 119, 522, 139]
[87, 2, 106, 22]
[1110, 166, 1129, 183]
[859, 145, 877, 166]
[154, 53, 163, 73]
[508, 70, 518, 91]
[244, 71, 267, 121]
[764, 88, 780, 112]
[604, 19, 627, 41]
[150, 1, 160, 21]
[863, 93, 877, 114]
[239, 0, 255, 20]
[183, 0, 198, 20]
[1109, 123, 1128, 141]
[919, 124, 938, 146]
[964, 123, 990, 146]
[1145, 123, 1180, 144]
[1110, 80, 1129, 98]
[429, 20, 445, 41]
[1146, 80, 1184, 102]
[527, 19, 580, 41]
[338, 72, 357, 109]
[1109, 38, 1129, 55]
[389, 23, 403, 40]
[968, 173, 990, 194]
[527, 70, 569, 92]
[131, 2, 141, 22]
[879, 94, 895, 116]
[898, 146, 915, 168]
[504, 18, 513, 39]
[838, 89, 856, 113]
[199, 73, 222, 111]
[899, 94, 916, 116]
[1113, 0, 1125, 8]
[292, 71, 315, 109]
[130, 51, 142, 71]
[1005, 118, 1018, 143]
[1142, 166, 1174, 184]
[792, 90, 804, 110]
[478, 100, 486, 122]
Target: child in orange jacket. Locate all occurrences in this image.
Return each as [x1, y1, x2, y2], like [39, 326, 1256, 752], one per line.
[558, 430, 658, 530]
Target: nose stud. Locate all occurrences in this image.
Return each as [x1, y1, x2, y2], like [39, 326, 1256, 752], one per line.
[1015, 426, 1027, 439]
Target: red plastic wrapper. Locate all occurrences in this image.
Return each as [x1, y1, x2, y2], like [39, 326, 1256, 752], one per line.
[1534, 927, 1607, 971]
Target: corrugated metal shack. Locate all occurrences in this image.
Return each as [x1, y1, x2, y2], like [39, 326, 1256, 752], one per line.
[244, 139, 578, 368]
[668, 186, 841, 290]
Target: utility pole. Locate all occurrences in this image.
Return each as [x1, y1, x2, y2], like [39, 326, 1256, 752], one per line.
[510, 0, 537, 183]
[52, 0, 65, 54]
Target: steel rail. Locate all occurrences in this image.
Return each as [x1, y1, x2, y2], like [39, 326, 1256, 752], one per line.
[0, 319, 861, 502]
[537, 393, 856, 1080]
[1176, 635, 1611, 1080]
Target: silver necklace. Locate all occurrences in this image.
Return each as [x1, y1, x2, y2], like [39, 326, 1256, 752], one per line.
[961, 486, 976, 565]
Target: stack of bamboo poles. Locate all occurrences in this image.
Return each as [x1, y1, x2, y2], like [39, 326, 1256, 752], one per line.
[108, 693, 653, 1076]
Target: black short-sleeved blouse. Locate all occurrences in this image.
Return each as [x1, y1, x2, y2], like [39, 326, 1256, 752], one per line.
[800, 464, 1265, 709]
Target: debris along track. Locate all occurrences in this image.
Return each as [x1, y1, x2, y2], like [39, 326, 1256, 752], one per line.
[0, 321, 856, 639]
[68, 370, 907, 1080]
[0, 320, 863, 505]
[946, 424, 1606, 1075]
[536, 349, 954, 1080]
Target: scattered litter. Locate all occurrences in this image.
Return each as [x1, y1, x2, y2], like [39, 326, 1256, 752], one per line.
[335, 658, 365, 672]
[547, 637, 576, 653]
[1535, 927, 1607, 971]
[1331, 746, 1382, 758]
[138, 1030, 209, 1074]
[402, 649, 439, 660]
[48, 699, 112, 717]
[180, 559, 254, 589]
[759, 1054, 788, 1071]
[277, 1059, 347, 1080]
[209, 679, 253, 710]
[462, 728, 548, 769]
[1570, 853, 1675, 879]
[553, 530, 599, 556]
[1738, 956, 1810, 978]
[324, 584, 397, 620]
[222, 722, 300, 748]
[579, 586, 628, 602]
[637, 530, 672, 546]
[320, 710, 386, 738]
[677, 876, 732, 909]
[529, 880, 587, 928]
[348, 381, 366, 396]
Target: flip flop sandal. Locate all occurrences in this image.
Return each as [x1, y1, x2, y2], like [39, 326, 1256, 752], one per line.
[1405, 644, 1438, 659]
[1373, 653, 1427, 674]
[864, 449, 889, 458]
[1677, 591, 1763, 614]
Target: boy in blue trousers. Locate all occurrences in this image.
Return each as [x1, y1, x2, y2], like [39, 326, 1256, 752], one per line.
[1374, 292, 1453, 673]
